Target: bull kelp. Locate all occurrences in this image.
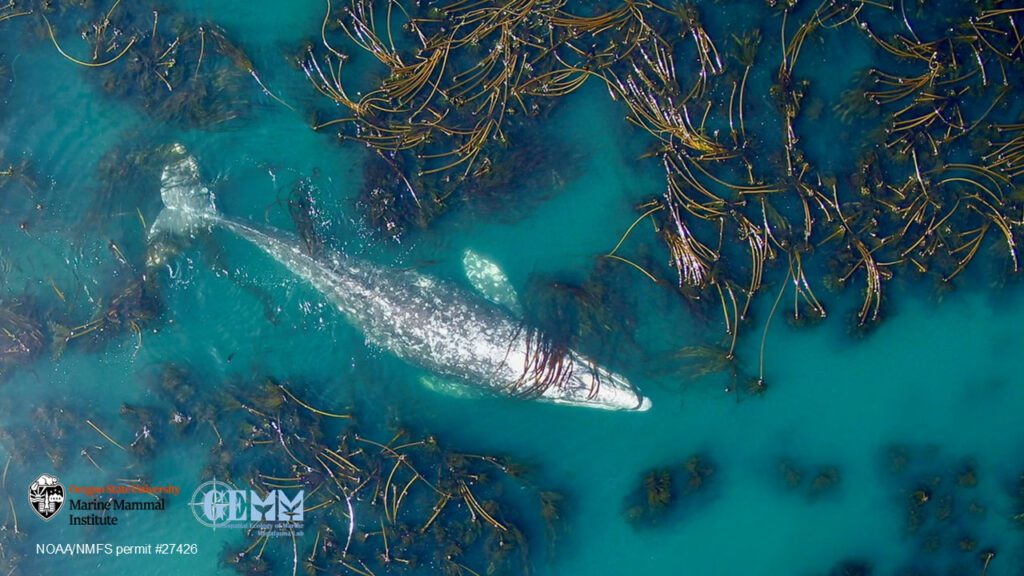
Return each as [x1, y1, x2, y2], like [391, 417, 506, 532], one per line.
[1, 0, 1024, 575]
[3, 0, 272, 127]
[184, 370, 558, 576]
[299, 0, 1023, 384]
[4, 0, 1021, 376]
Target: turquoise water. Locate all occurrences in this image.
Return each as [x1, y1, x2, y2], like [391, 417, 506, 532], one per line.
[1, 1, 1023, 575]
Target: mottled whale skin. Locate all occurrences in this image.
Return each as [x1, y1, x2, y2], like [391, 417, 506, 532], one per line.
[151, 148, 651, 411]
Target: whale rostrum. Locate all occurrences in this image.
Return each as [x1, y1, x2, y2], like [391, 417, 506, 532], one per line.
[150, 145, 651, 411]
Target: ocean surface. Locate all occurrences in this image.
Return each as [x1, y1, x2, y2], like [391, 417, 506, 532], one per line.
[1, 0, 1022, 575]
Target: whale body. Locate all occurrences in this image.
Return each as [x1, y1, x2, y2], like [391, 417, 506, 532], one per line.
[150, 146, 651, 411]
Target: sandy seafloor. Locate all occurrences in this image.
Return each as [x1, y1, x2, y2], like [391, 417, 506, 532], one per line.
[1, 0, 1023, 575]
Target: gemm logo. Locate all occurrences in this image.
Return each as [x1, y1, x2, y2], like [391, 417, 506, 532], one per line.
[189, 479, 303, 529]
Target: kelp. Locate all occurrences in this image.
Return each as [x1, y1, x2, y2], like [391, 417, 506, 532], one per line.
[299, 0, 1024, 382]
[0, 298, 44, 380]
[199, 375, 559, 576]
[775, 457, 842, 499]
[2, 0, 268, 128]
[350, 93, 580, 240]
[0, 52, 10, 121]
[818, 559, 873, 576]
[0, 457, 30, 576]
[1, 0, 1020, 390]
[523, 257, 639, 361]
[883, 445, 997, 574]
[0, 155, 38, 198]
[0, 360, 561, 574]
[88, 136, 170, 233]
[0, 402, 85, 469]
[50, 275, 162, 358]
[624, 453, 716, 528]
[579, 0, 1020, 376]
[304, 0, 567, 176]
[303, 0, 600, 238]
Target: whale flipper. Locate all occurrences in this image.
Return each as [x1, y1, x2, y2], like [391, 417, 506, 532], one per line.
[462, 249, 520, 314]
[418, 375, 485, 399]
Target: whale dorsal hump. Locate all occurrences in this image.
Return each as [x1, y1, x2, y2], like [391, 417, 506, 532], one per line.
[462, 249, 521, 314]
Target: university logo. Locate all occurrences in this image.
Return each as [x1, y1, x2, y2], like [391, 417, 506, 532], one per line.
[190, 478, 303, 531]
[28, 474, 65, 521]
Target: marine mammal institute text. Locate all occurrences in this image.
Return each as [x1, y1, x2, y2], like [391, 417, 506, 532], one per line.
[67, 498, 166, 525]
[69, 514, 118, 526]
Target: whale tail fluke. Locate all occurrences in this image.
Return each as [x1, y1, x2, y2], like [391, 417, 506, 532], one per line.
[147, 144, 218, 268]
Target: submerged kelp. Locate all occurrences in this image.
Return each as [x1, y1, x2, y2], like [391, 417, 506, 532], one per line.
[0, 3, 1022, 573]
[6, 0, 1016, 388]
[624, 453, 716, 528]
[0, 297, 44, 380]
[0, 402, 80, 470]
[0, 52, 10, 116]
[354, 125, 578, 240]
[0, 367, 204, 574]
[179, 375, 561, 576]
[89, 138, 171, 230]
[522, 258, 640, 369]
[587, 0, 1024, 372]
[297, 0, 1024, 384]
[882, 445, 999, 575]
[0, 362, 561, 575]
[0, 153, 38, 201]
[0, 0, 269, 127]
[0, 394, 151, 474]
[2, 144, 170, 368]
[303, 0, 593, 238]
[817, 559, 873, 576]
[776, 457, 842, 500]
[49, 275, 163, 359]
[0, 458, 32, 575]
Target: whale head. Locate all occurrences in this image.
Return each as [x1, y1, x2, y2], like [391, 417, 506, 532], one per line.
[557, 352, 652, 411]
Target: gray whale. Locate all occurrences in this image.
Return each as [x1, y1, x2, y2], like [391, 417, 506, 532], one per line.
[150, 146, 651, 411]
